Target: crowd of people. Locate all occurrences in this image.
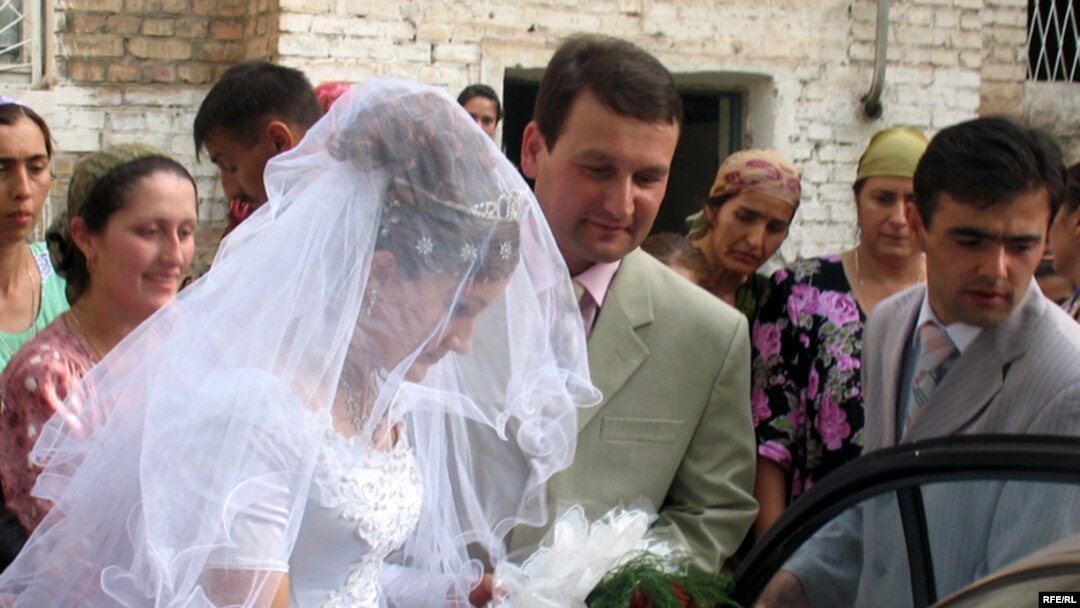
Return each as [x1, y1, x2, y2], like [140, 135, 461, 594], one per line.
[0, 31, 1076, 607]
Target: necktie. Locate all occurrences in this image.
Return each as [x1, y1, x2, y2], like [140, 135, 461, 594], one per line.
[907, 321, 959, 429]
[573, 280, 598, 338]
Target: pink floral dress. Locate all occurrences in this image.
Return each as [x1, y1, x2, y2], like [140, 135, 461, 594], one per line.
[0, 316, 97, 531]
[751, 255, 865, 502]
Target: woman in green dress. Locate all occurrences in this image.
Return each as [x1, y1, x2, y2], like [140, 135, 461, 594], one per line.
[0, 97, 68, 371]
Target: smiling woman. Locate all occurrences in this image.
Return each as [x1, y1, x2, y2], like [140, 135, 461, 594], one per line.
[0, 144, 197, 534]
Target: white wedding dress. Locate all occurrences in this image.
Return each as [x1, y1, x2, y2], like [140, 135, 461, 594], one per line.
[289, 429, 423, 607]
[200, 370, 425, 608]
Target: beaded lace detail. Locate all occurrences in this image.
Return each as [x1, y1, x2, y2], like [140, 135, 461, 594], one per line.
[312, 429, 423, 607]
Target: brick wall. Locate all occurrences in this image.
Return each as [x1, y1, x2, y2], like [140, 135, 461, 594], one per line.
[4, 0, 1076, 268]
[275, 0, 1078, 259]
[14, 0, 272, 270]
[980, 0, 1026, 117]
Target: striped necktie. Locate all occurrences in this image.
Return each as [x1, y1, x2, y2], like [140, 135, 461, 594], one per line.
[907, 321, 959, 429]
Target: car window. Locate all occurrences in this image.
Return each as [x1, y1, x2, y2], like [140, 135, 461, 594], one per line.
[934, 532, 1080, 608]
[735, 436, 1080, 608]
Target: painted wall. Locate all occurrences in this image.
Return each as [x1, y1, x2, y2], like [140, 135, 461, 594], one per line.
[2, 0, 1074, 271]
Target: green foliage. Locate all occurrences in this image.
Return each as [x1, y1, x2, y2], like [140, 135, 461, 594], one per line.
[585, 553, 741, 608]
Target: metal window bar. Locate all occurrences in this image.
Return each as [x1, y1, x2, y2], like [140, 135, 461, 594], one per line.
[1029, 0, 1080, 82]
[0, 0, 47, 87]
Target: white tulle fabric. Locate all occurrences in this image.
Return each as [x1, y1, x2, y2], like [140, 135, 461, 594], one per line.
[492, 507, 676, 607]
[0, 79, 599, 607]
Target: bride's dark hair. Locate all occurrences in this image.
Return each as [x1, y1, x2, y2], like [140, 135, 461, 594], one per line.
[330, 88, 521, 283]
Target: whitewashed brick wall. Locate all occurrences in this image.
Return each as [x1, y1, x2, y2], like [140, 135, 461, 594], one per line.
[2, 0, 1074, 271]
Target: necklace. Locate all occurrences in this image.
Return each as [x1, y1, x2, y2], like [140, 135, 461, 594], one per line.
[68, 307, 104, 362]
[853, 247, 924, 287]
[338, 373, 400, 446]
[339, 377, 372, 432]
[0, 246, 41, 361]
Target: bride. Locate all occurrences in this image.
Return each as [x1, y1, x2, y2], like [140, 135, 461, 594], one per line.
[0, 80, 598, 607]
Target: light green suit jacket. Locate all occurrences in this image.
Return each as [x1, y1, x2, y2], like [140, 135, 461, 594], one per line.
[510, 249, 758, 572]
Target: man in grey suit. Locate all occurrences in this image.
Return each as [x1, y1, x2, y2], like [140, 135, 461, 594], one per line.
[762, 117, 1079, 607]
[509, 34, 757, 574]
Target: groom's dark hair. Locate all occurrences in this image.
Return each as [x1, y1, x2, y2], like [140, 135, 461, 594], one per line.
[532, 34, 683, 151]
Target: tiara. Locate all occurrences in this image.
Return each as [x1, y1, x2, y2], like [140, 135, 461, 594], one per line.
[391, 177, 526, 222]
[465, 189, 526, 221]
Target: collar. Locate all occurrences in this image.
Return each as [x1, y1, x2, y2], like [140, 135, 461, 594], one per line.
[915, 293, 982, 353]
[572, 260, 621, 308]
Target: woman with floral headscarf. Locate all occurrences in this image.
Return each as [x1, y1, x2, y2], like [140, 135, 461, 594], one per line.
[686, 148, 802, 319]
[750, 127, 929, 539]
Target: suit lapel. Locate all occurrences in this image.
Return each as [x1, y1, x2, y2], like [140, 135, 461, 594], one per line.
[906, 281, 1044, 440]
[906, 331, 1004, 440]
[576, 250, 653, 433]
[873, 289, 921, 448]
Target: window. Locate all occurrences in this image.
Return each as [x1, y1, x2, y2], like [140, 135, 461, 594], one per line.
[1028, 0, 1079, 82]
[0, 0, 49, 86]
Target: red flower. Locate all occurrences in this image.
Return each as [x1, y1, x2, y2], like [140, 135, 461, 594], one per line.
[628, 580, 692, 607]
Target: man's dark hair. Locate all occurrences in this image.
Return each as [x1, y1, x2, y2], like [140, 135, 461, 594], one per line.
[532, 34, 682, 150]
[457, 84, 503, 121]
[193, 61, 322, 158]
[914, 117, 1065, 228]
[1062, 162, 1080, 213]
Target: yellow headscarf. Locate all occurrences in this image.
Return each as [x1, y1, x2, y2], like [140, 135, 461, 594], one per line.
[856, 127, 928, 183]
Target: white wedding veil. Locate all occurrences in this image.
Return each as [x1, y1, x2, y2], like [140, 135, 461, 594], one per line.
[0, 79, 598, 606]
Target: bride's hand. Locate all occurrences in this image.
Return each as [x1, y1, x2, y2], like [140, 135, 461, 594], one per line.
[468, 573, 494, 606]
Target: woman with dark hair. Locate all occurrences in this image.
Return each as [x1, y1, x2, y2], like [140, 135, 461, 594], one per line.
[1049, 162, 1080, 318]
[0, 81, 596, 607]
[457, 83, 503, 139]
[640, 232, 711, 288]
[686, 148, 802, 318]
[0, 144, 198, 533]
[0, 97, 68, 371]
[750, 127, 928, 539]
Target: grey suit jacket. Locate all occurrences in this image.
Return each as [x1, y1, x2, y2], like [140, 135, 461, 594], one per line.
[508, 249, 757, 571]
[790, 282, 1080, 606]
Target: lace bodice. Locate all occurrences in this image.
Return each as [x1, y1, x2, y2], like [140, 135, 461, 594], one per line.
[289, 429, 423, 607]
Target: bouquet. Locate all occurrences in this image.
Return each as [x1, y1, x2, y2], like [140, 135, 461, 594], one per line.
[490, 506, 738, 608]
[586, 553, 738, 608]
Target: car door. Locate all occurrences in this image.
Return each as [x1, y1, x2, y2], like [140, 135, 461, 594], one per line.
[733, 434, 1080, 608]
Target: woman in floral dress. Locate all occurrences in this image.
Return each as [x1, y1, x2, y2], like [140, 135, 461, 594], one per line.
[750, 128, 929, 540]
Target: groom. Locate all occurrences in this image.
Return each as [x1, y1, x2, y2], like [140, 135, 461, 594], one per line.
[508, 34, 757, 574]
